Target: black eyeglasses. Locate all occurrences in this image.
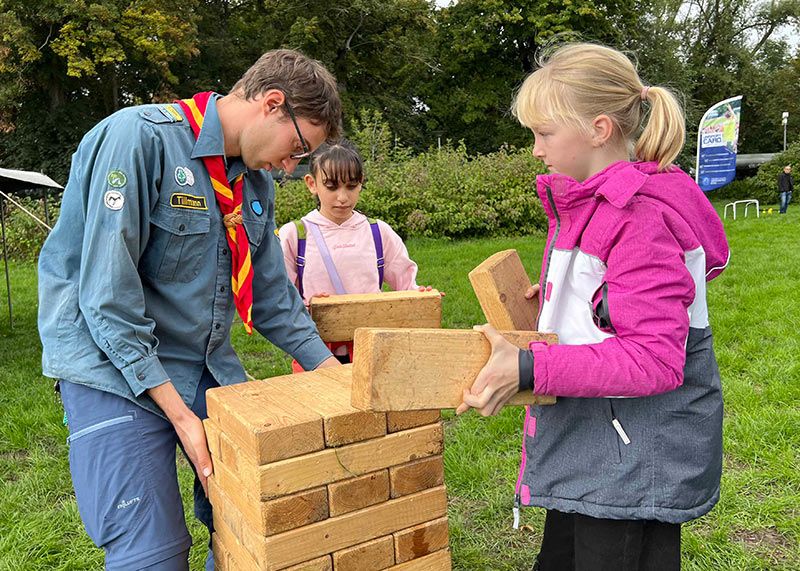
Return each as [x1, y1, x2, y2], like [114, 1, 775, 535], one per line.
[284, 100, 312, 161]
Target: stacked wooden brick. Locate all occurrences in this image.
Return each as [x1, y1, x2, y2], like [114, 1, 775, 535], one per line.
[204, 366, 451, 571]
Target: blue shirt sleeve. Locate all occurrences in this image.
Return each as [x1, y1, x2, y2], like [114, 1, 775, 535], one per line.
[250, 182, 332, 370]
[74, 114, 170, 395]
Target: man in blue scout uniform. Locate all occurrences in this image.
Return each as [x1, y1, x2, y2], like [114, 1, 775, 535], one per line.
[38, 49, 342, 570]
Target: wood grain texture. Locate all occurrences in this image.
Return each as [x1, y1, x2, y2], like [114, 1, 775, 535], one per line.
[468, 249, 538, 330]
[351, 328, 558, 410]
[393, 517, 450, 563]
[332, 536, 395, 571]
[310, 290, 442, 343]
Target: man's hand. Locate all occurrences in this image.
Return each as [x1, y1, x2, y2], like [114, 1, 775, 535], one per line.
[316, 356, 342, 368]
[456, 325, 520, 417]
[148, 381, 213, 495]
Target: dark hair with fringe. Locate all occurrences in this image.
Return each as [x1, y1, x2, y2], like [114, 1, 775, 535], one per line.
[308, 139, 365, 187]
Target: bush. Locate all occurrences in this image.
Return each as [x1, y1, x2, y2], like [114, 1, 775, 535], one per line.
[0, 196, 59, 261]
[275, 143, 548, 239]
[751, 140, 800, 204]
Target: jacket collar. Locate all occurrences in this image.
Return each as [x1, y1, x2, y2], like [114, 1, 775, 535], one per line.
[537, 161, 654, 213]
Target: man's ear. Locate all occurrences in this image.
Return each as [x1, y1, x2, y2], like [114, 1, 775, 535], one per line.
[591, 115, 615, 147]
[260, 89, 286, 116]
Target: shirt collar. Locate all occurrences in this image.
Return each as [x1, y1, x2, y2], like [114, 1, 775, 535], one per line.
[189, 93, 247, 180]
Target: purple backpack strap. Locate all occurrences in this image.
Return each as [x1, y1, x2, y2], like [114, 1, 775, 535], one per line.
[292, 220, 307, 298]
[368, 218, 384, 289]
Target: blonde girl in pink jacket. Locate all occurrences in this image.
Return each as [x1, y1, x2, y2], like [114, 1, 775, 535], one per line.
[278, 140, 433, 370]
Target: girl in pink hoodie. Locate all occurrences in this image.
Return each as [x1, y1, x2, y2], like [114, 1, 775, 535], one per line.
[457, 44, 729, 570]
[279, 140, 432, 370]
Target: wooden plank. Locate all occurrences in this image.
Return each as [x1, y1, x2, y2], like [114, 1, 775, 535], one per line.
[389, 456, 444, 498]
[468, 249, 538, 330]
[212, 498, 260, 571]
[255, 424, 443, 499]
[393, 517, 450, 563]
[259, 486, 448, 570]
[206, 381, 324, 465]
[207, 426, 330, 536]
[332, 536, 395, 571]
[351, 328, 558, 410]
[388, 549, 452, 570]
[328, 470, 390, 517]
[282, 555, 334, 571]
[387, 410, 441, 433]
[266, 368, 387, 447]
[310, 290, 442, 343]
[211, 533, 229, 571]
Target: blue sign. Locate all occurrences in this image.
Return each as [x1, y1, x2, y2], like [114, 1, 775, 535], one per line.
[695, 96, 742, 192]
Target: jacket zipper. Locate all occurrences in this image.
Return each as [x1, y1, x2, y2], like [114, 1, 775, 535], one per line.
[514, 185, 560, 529]
[536, 185, 561, 330]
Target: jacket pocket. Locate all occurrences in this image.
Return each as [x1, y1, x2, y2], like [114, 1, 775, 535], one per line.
[141, 202, 210, 283]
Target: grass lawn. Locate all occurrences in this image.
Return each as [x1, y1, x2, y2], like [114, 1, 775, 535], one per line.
[1, 205, 798, 570]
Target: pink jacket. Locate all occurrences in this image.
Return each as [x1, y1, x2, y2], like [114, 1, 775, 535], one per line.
[516, 160, 729, 523]
[529, 161, 729, 398]
[278, 210, 419, 304]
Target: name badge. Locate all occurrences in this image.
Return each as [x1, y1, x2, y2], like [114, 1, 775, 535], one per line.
[170, 193, 208, 210]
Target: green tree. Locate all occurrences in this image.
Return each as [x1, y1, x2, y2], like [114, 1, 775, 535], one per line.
[0, 0, 199, 181]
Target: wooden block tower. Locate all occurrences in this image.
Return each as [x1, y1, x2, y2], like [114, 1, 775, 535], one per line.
[205, 365, 451, 571]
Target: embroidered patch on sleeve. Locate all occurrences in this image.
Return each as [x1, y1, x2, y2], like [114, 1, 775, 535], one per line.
[104, 190, 125, 210]
[170, 193, 208, 210]
[107, 170, 127, 188]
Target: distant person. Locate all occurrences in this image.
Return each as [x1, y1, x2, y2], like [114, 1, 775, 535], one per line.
[779, 164, 793, 214]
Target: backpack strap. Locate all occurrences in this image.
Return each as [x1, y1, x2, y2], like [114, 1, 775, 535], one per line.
[367, 217, 385, 290]
[293, 220, 307, 298]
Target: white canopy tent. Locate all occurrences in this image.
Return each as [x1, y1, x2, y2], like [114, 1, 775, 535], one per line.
[0, 168, 63, 329]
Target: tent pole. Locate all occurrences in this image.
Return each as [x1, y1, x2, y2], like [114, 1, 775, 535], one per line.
[0, 192, 12, 329]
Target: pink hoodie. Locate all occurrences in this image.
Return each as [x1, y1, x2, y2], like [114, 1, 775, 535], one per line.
[278, 210, 419, 304]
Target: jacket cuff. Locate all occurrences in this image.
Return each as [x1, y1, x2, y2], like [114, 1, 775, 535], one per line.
[518, 349, 534, 392]
[121, 354, 169, 396]
[294, 336, 335, 371]
[528, 341, 550, 395]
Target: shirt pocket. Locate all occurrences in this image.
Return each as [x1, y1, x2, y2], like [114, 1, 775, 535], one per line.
[140, 202, 211, 283]
[242, 209, 267, 249]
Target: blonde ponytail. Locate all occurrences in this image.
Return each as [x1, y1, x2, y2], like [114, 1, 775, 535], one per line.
[635, 86, 685, 170]
[512, 43, 687, 171]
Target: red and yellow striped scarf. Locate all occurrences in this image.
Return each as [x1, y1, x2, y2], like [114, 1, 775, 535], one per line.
[176, 92, 254, 334]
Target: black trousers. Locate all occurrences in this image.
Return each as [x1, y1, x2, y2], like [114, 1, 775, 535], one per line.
[534, 510, 681, 571]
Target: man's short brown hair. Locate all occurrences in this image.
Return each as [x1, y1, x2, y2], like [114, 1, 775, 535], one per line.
[232, 49, 342, 140]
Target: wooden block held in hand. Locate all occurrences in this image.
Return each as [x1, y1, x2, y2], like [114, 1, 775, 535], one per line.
[393, 517, 450, 563]
[351, 328, 557, 410]
[310, 290, 443, 343]
[387, 410, 441, 432]
[328, 470, 390, 517]
[333, 536, 395, 571]
[390, 456, 445, 498]
[469, 249, 538, 330]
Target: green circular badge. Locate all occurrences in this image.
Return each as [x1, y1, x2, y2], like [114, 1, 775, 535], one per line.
[107, 170, 127, 188]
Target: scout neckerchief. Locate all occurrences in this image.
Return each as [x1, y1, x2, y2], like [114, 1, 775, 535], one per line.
[176, 92, 254, 334]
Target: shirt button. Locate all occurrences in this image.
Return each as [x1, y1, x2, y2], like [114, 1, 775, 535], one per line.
[178, 224, 186, 231]
[137, 373, 145, 380]
[219, 286, 225, 293]
[214, 323, 221, 330]
[222, 249, 228, 256]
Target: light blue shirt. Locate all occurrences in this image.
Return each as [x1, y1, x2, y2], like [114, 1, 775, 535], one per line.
[38, 95, 331, 417]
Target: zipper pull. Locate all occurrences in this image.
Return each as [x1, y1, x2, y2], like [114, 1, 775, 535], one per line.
[513, 494, 521, 530]
[612, 418, 631, 445]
